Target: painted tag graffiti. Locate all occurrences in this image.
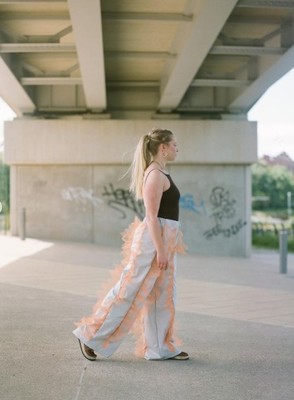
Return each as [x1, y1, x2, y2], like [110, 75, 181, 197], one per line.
[61, 185, 144, 219]
[203, 186, 246, 239]
[209, 186, 236, 224]
[102, 184, 145, 220]
[204, 219, 247, 240]
[180, 194, 207, 215]
[61, 187, 103, 208]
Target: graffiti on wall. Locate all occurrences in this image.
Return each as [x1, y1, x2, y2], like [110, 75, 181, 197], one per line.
[180, 194, 207, 215]
[102, 184, 144, 220]
[61, 187, 102, 208]
[61, 184, 144, 220]
[62, 186, 206, 220]
[209, 186, 236, 223]
[203, 186, 246, 239]
[61, 185, 246, 240]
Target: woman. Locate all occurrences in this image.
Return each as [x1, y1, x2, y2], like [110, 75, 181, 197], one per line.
[73, 128, 189, 361]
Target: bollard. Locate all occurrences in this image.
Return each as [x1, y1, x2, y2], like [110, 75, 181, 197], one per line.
[279, 230, 288, 274]
[19, 207, 26, 241]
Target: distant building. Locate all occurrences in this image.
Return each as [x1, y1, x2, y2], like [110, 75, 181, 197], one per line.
[261, 152, 294, 173]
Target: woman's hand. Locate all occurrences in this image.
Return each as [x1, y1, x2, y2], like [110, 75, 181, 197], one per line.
[156, 249, 168, 270]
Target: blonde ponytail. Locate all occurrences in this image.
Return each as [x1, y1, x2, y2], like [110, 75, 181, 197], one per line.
[130, 135, 150, 200]
[129, 129, 173, 200]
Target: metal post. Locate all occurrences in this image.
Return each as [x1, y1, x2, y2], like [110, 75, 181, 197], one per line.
[19, 207, 26, 240]
[279, 230, 288, 274]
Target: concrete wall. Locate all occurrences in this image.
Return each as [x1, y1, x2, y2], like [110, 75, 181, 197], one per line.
[4, 119, 257, 257]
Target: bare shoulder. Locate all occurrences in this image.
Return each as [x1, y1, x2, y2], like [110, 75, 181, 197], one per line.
[144, 166, 165, 185]
[143, 167, 165, 202]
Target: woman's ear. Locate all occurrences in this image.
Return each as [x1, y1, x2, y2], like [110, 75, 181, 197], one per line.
[158, 143, 164, 152]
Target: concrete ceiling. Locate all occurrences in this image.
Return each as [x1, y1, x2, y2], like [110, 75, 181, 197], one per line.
[0, 0, 294, 119]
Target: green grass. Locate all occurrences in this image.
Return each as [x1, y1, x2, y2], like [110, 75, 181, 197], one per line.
[252, 232, 294, 252]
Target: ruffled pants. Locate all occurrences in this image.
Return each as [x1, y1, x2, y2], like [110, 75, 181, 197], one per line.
[72, 217, 186, 360]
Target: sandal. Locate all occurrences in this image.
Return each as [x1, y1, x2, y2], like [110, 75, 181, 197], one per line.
[169, 351, 189, 360]
[78, 339, 97, 361]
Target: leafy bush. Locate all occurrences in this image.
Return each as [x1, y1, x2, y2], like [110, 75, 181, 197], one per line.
[252, 232, 294, 252]
[0, 154, 10, 214]
[252, 163, 294, 210]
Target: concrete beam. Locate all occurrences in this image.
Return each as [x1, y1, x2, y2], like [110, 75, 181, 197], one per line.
[68, 0, 106, 112]
[237, 0, 294, 9]
[102, 12, 193, 22]
[0, 56, 35, 116]
[210, 45, 286, 56]
[0, 1, 65, 3]
[0, 11, 69, 20]
[4, 119, 257, 165]
[0, 43, 75, 53]
[192, 79, 251, 87]
[158, 0, 239, 112]
[229, 45, 294, 112]
[22, 77, 82, 85]
[105, 51, 176, 60]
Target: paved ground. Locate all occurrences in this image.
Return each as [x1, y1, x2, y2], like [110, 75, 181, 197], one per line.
[0, 235, 294, 400]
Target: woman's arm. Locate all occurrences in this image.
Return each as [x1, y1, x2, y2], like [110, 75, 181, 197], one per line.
[143, 169, 168, 270]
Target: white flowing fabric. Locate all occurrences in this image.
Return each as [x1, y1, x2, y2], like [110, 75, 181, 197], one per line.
[73, 217, 186, 360]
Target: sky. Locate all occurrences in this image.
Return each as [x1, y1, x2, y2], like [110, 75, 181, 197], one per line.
[1, 67, 294, 157]
[248, 66, 294, 159]
[0, 99, 15, 151]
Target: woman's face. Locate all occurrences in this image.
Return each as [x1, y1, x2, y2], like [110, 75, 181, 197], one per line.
[164, 136, 178, 161]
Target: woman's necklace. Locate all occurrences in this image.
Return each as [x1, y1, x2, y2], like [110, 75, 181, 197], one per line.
[152, 160, 167, 172]
[152, 160, 164, 169]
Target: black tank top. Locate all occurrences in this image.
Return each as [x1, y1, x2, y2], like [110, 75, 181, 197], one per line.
[157, 173, 180, 221]
[144, 169, 180, 221]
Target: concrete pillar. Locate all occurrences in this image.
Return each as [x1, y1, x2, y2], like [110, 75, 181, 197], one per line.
[4, 118, 257, 257]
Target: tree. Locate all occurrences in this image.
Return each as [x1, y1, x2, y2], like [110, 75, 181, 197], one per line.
[0, 153, 10, 216]
[252, 162, 294, 210]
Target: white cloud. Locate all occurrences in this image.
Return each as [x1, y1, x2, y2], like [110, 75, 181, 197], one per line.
[256, 123, 294, 159]
[0, 98, 15, 119]
[248, 68, 294, 124]
[0, 98, 16, 148]
[248, 67, 294, 159]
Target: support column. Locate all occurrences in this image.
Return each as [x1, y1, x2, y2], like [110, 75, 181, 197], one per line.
[4, 118, 257, 257]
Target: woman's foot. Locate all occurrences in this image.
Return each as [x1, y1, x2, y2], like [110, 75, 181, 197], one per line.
[169, 351, 189, 360]
[78, 339, 97, 361]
